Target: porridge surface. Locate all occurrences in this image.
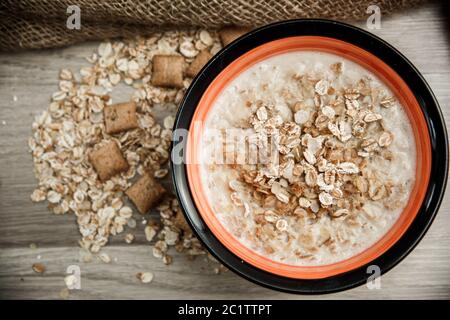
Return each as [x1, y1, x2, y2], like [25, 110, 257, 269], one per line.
[199, 51, 416, 266]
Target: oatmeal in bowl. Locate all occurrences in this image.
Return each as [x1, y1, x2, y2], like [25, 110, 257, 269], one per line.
[172, 20, 447, 293]
[199, 50, 417, 267]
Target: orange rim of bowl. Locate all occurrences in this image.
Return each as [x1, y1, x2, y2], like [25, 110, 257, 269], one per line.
[186, 36, 432, 279]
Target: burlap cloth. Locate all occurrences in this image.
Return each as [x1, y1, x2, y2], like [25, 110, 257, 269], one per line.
[0, 0, 426, 51]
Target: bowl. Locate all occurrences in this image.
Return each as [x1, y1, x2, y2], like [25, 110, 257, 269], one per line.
[171, 19, 448, 293]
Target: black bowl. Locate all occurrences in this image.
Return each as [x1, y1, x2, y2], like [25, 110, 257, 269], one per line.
[170, 19, 448, 294]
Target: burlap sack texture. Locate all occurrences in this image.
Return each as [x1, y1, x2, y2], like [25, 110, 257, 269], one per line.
[0, 0, 426, 51]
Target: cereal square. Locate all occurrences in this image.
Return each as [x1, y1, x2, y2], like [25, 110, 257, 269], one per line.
[89, 140, 129, 181]
[151, 55, 184, 88]
[219, 27, 251, 46]
[174, 209, 192, 235]
[104, 101, 139, 134]
[186, 49, 212, 78]
[126, 172, 166, 214]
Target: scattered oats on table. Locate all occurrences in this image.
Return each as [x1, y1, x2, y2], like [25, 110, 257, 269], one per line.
[29, 30, 224, 266]
[137, 271, 154, 284]
[32, 263, 46, 274]
[124, 233, 135, 244]
[98, 252, 111, 263]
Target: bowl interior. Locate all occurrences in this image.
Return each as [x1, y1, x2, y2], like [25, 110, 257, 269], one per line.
[186, 36, 432, 279]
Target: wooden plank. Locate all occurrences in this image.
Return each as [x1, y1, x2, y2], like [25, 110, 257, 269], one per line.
[0, 2, 449, 299]
[0, 243, 449, 299]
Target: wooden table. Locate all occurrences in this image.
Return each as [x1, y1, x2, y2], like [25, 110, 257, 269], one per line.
[1, 2, 449, 299]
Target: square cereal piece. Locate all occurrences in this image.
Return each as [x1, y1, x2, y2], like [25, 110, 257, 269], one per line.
[219, 27, 251, 46]
[151, 55, 184, 88]
[174, 208, 192, 235]
[186, 49, 212, 78]
[103, 101, 139, 134]
[89, 140, 129, 182]
[126, 172, 166, 214]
